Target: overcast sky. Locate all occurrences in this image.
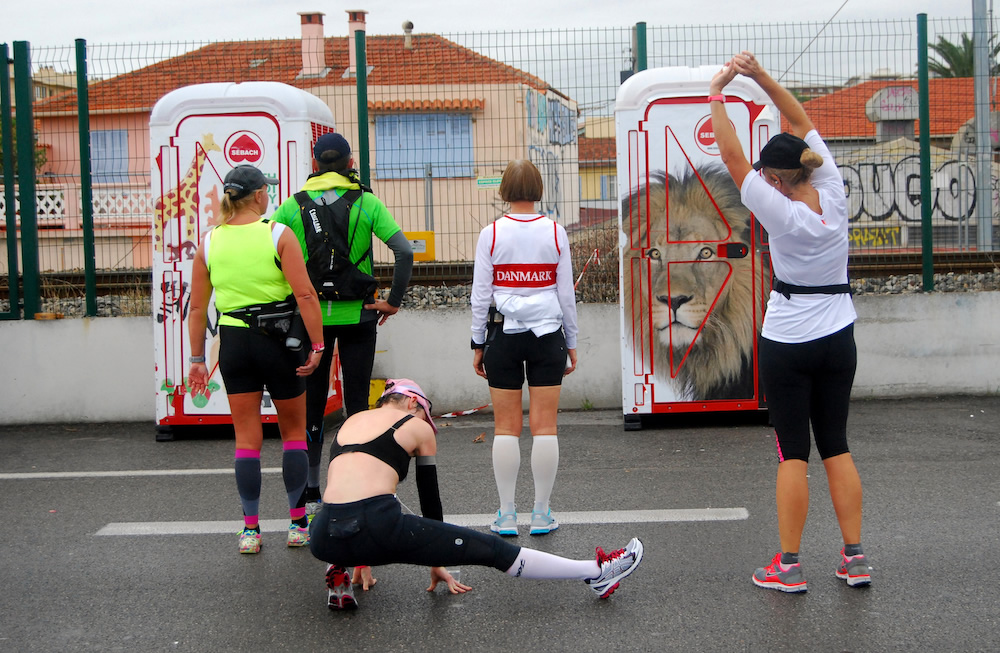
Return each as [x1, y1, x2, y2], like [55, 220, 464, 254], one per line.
[1, 0, 989, 50]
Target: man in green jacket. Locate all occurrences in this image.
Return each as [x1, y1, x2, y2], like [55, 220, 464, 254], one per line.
[271, 132, 413, 519]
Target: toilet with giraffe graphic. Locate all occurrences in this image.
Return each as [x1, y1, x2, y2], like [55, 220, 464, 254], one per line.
[150, 82, 341, 436]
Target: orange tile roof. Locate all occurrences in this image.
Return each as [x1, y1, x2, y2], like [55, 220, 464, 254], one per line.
[35, 35, 551, 114]
[800, 78, 981, 140]
[579, 136, 615, 165]
[369, 98, 485, 112]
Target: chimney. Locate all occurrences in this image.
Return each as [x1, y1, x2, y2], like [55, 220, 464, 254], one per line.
[403, 21, 414, 49]
[298, 12, 328, 78]
[346, 9, 368, 76]
[865, 86, 917, 143]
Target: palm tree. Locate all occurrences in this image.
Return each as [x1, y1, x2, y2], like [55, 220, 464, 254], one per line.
[928, 33, 1000, 78]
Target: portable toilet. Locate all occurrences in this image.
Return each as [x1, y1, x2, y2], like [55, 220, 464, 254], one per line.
[616, 66, 777, 430]
[150, 81, 340, 439]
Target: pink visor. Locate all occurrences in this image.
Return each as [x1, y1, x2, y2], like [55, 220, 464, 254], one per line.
[381, 378, 437, 434]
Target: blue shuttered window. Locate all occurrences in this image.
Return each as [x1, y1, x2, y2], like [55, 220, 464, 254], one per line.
[91, 129, 129, 184]
[375, 114, 473, 179]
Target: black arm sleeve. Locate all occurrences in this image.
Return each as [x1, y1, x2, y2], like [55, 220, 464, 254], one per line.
[384, 230, 414, 308]
[415, 457, 443, 522]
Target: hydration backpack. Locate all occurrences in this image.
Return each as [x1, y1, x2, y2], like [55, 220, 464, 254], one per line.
[295, 188, 378, 302]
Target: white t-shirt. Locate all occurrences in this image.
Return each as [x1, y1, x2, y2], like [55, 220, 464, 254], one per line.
[470, 214, 579, 348]
[740, 130, 857, 343]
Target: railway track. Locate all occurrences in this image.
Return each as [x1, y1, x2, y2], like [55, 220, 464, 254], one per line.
[1, 253, 996, 299]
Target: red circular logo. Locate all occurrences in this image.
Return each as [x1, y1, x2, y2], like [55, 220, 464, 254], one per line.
[694, 115, 719, 155]
[225, 131, 265, 166]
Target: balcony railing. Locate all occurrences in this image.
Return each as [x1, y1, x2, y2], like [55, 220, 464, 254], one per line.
[0, 183, 152, 229]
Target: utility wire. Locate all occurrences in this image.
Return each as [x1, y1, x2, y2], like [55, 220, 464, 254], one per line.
[778, 0, 851, 81]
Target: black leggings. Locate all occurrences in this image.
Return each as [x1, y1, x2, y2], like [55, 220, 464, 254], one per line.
[309, 495, 521, 571]
[305, 320, 378, 470]
[758, 323, 857, 462]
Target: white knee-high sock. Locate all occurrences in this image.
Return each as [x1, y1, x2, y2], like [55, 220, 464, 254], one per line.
[492, 435, 520, 514]
[505, 547, 600, 580]
[531, 435, 559, 513]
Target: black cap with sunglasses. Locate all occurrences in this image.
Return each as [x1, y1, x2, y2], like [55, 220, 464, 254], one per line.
[223, 165, 278, 201]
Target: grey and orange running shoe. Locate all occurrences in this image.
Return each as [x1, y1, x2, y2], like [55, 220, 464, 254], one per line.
[752, 552, 807, 593]
[835, 549, 872, 587]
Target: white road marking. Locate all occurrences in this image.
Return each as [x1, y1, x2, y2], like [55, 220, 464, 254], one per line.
[95, 508, 747, 536]
[0, 468, 284, 480]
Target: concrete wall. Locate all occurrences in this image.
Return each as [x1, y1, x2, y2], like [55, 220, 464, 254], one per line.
[1, 292, 998, 425]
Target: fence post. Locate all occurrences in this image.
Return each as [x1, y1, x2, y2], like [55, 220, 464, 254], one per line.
[916, 15, 933, 291]
[972, 0, 994, 251]
[76, 38, 97, 317]
[424, 163, 434, 231]
[635, 22, 647, 72]
[1, 43, 20, 319]
[13, 41, 40, 317]
[354, 29, 371, 187]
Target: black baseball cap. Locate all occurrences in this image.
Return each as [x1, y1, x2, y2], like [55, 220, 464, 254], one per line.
[313, 132, 351, 164]
[753, 133, 809, 171]
[222, 165, 278, 200]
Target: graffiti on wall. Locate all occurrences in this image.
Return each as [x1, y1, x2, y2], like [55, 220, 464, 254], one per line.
[528, 145, 562, 221]
[838, 155, 998, 224]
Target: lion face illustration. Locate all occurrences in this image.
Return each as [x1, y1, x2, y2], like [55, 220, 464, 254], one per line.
[622, 168, 767, 401]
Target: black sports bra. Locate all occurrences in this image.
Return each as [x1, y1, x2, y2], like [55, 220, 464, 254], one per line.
[329, 415, 414, 481]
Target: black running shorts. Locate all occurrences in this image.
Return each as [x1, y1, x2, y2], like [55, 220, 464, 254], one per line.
[218, 325, 306, 400]
[483, 328, 567, 390]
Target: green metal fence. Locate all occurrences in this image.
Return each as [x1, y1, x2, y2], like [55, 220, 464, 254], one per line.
[2, 14, 998, 319]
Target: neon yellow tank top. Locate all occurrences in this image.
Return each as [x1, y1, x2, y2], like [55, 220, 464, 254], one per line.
[206, 220, 292, 328]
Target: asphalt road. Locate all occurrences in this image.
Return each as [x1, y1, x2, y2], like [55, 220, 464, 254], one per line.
[1, 396, 998, 652]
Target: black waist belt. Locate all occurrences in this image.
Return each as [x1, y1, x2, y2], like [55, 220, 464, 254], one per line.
[772, 278, 853, 300]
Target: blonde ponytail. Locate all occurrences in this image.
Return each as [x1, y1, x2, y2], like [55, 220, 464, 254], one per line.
[219, 186, 262, 224]
[770, 149, 824, 187]
[800, 149, 824, 172]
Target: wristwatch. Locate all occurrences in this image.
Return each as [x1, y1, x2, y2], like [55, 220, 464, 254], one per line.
[470, 338, 485, 350]
[189, 355, 206, 364]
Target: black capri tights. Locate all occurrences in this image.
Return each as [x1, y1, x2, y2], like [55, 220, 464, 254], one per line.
[309, 495, 521, 571]
[758, 323, 857, 462]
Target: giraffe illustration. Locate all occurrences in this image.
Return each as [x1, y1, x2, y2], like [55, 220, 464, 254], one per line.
[153, 134, 221, 261]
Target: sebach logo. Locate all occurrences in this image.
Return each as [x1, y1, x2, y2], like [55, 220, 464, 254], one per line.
[224, 131, 265, 166]
[694, 115, 720, 156]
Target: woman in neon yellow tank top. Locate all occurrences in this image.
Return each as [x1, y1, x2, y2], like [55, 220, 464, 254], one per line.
[187, 165, 325, 555]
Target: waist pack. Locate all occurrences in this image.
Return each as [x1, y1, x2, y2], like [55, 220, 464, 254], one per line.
[296, 188, 378, 303]
[224, 295, 299, 340]
[772, 278, 853, 300]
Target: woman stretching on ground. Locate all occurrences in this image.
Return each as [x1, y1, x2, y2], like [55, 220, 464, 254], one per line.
[308, 379, 643, 610]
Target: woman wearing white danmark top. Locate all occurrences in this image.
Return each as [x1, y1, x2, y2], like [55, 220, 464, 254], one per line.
[470, 159, 579, 537]
[710, 52, 871, 593]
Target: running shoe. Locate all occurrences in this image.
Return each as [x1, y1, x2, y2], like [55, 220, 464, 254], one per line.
[529, 509, 559, 535]
[305, 500, 323, 524]
[752, 553, 807, 593]
[585, 537, 644, 598]
[490, 510, 518, 537]
[326, 564, 358, 611]
[238, 526, 261, 554]
[287, 523, 310, 547]
[835, 549, 872, 587]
